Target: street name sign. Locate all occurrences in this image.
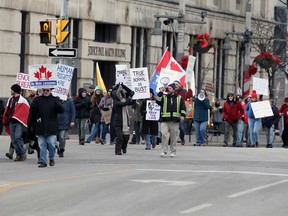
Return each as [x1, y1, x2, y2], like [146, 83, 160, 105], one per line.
[49, 48, 77, 58]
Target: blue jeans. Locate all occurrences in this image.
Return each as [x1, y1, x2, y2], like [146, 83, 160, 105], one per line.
[179, 120, 185, 140]
[86, 123, 100, 143]
[236, 119, 244, 146]
[248, 118, 261, 145]
[100, 123, 109, 144]
[76, 118, 89, 141]
[265, 125, 275, 145]
[38, 135, 57, 164]
[144, 134, 157, 149]
[9, 122, 25, 156]
[194, 121, 207, 145]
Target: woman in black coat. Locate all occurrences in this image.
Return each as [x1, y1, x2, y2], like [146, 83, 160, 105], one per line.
[111, 84, 135, 155]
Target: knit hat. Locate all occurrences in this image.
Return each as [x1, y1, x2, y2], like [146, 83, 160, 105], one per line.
[11, 84, 21, 94]
[168, 83, 176, 90]
[251, 90, 257, 99]
[94, 86, 102, 92]
[285, 97, 288, 103]
[89, 85, 95, 89]
[174, 80, 181, 86]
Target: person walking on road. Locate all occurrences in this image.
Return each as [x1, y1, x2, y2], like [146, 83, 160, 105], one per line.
[262, 99, 279, 148]
[279, 97, 288, 148]
[2, 84, 30, 161]
[57, 94, 76, 157]
[74, 88, 91, 145]
[222, 92, 244, 147]
[111, 84, 135, 155]
[30, 88, 64, 168]
[244, 90, 261, 148]
[192, 89, 210, 146]
[156, 83, 186, 157]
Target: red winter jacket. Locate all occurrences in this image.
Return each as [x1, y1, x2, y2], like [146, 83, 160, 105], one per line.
[222, 101, 244, 124]
[279, 104, 288, 124]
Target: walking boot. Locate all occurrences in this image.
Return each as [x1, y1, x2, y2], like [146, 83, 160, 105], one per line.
[5, 148, 14, 160]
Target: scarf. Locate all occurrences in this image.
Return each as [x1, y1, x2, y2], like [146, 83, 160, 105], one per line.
[121, 98, 130, 135]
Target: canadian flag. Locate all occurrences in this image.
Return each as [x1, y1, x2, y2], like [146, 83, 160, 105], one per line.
[150, 49, 186, 93]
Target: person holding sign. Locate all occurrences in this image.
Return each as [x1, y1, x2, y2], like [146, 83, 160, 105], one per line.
[140, 88, 159, 150]
[244, 90, 261, 148]
[111, 84, 135, 155]
[156, 83, 186, 157]
[261, 99, 279, 148]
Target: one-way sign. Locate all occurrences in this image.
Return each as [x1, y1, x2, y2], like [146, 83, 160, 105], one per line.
[49, 48, 77, 58]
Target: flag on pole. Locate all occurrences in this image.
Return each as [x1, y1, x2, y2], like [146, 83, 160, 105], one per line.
[150, 49, 186, 94]
[96, 62, 107, 92]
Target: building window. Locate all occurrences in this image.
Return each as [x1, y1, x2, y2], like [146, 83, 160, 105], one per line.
[131, 27, 148, 68]
[95, 23, 117, 43]
[162, 31, 177, 59]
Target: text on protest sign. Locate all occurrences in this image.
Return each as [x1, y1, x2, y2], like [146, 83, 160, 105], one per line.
[29, 64, 58, 88]
[130, 67, 150, 99]
[16, 73, 36, 90]
[115, 65, 132, 88]
[145, 100, 161, 121]
[52, 64, 74, 100]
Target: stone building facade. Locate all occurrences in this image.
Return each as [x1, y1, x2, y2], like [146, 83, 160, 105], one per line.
[0, 0, 277, 99]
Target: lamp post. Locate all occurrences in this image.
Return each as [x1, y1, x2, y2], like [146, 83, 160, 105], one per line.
[152, 1, 207, 61]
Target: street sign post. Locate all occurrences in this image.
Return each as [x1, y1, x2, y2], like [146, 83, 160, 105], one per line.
[49, 48, 77, 58]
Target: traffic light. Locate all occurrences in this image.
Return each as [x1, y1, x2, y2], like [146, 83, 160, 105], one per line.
[39, 21, 51, 44]
[56, 19, 70, 44]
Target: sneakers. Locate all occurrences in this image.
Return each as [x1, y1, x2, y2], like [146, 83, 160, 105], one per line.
[170, 152, 175, 158]
[160, 152, 167, 157]
[145, 147, 151, 150]
[49, 160, 55, 166]
[38, 163, 47, 168]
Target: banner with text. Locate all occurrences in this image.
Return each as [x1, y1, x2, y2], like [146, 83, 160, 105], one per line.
[115, 64, 132, 88]
[130, 67, 150, 100]
[253, 77, 269, 96]
[52, 64, 74, 100]
[16, 73, 37, 90]
[29, 64, 58, 88]
[145, 100, 160, 121]
[251, 100, 273, 119]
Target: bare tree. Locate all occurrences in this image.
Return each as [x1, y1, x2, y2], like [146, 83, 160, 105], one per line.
[250, 16, 288, 98]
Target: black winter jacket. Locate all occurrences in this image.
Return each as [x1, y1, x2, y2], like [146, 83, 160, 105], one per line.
[74, 88, 91, 119]
[30, 95, 64, 136]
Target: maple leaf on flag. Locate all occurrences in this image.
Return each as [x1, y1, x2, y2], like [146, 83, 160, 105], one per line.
[34, 65, 53, 80]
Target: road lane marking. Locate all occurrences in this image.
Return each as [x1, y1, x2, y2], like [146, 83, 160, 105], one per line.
[136, 169, 288, 177]
[131, 179, 196, 186]
[0, 169, 130, 195]
[228, 179, 288, 198]
[180, 204, 213, 214]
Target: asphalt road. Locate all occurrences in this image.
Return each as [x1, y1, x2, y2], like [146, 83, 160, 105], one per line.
[1, 134, 288, 216]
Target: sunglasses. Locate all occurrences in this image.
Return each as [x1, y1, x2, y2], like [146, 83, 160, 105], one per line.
[43, 89, 50, 92]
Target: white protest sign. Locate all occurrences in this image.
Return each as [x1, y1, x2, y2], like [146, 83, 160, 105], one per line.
[186, 55, 196, 94]
[29, 64, 58, 88]
[16, 73, 37, 90]
[253, 77, 269, 96]
[115, 65, 132, 88]
[145, 100, 160, 121]
[251, 100, 273, 119]
[157, 68, 184, 90]
[52, 64, 74, 100]
[130, 67, 150, 100]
